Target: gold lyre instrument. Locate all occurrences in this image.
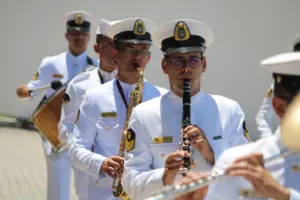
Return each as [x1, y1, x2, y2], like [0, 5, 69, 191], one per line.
[112, 64, 144, 200]
[145, 93, 300, 200]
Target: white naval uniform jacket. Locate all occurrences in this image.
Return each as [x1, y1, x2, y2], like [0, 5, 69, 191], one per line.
[122, 90, 250, 200]
[27, 51, 97, 99]
[255, 83, 276, 138]
[26, 51, 97, 155]
[205, 128, 300, 200]
[69, 79, 168, 200]
[58, 67, 118, 144]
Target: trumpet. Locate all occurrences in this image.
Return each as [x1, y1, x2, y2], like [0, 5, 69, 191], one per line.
[146, 93, 300, 200]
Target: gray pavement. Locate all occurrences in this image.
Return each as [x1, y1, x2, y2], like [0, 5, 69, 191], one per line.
[0, 127, 78, 200]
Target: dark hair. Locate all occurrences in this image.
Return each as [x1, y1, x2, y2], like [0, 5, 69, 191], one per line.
[96, 35, 111, 44]
[273, 73, 300, 103]
[113, 40, 123, 51]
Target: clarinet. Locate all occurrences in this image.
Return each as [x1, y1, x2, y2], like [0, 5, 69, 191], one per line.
[179, 79, 193, 175]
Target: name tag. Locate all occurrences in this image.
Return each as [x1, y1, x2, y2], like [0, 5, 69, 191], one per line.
[213, 135, 222, 140]
[240, 189, 264, 198]
[153, 136, 172, 144]
[52, 73, 64, 78]
[101, 112, 117, 118]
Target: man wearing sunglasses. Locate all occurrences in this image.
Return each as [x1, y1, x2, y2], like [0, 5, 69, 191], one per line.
[59, 19, 120, 200]
[69, 18, 167, 200]
[121, 19, 250, 200]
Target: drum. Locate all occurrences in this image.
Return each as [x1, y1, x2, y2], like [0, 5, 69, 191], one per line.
[30, 84, 68, 154]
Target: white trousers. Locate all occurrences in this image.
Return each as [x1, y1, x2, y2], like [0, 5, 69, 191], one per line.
[73, 166, 89, 200]
[44, 150, 71, 200]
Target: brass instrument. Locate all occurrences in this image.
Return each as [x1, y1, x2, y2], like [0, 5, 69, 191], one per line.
[178, 79, 194, 175]
[112, 65, 144, 200]
[145, 93, 300, 200]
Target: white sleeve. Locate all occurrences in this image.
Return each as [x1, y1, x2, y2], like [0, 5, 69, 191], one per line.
[27, 58, 54, 98]
[221, 102, 250, 159]
[290, 188, 300, 200]
[69, 94, 107, 179]
[122, 108, 165, 200]
[255, 84, 274, 138]
[58, 82, 77, 143]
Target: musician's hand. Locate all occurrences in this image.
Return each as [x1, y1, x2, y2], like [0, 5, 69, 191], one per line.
[163, 150, 188, 185]
[175, 171, 209, 200]
[183, 125, 215, 165]
[16, 85, 30, 98]
[226, 153, 290, 200]
[100, 156, 124, 179]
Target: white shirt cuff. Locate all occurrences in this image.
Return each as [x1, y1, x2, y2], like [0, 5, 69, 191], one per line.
[289, 188, 300, 200]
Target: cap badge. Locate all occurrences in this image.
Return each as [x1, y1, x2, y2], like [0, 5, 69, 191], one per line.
[74, 13, 84, 25]
[276, 75, 281, 83]
[133, 19, 146, 35]
[174, 21, 190, 41]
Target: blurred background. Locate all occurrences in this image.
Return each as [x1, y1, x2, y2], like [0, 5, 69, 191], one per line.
[2, 0, 297, 140]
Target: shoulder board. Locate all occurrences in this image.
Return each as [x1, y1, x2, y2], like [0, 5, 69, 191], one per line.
[87, 56, 98, 66]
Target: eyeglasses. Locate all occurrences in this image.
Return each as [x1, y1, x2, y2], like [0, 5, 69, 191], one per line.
[121, 48, 151, 56]
[165, 56, 202, 69]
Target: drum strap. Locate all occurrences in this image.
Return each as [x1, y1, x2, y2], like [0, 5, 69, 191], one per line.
[87, 56, 104, 84]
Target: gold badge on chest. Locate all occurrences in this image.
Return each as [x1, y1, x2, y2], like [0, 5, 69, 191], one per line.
[101, 112, 117, 118]
[153, 136, 173, 144]
[292, 164, 299, 172]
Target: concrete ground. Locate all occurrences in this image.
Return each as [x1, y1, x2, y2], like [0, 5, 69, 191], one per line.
[0, 126, 78, 200]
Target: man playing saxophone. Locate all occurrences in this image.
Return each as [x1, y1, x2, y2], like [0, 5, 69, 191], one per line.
[69, 18, 167, 200]
[121, 19, 250, 200]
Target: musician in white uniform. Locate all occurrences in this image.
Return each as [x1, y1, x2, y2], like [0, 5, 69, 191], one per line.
[59, 19, 119, 200]
[16, 11, 96, 200]
[121, 19, 250, 200]
[255, 36, 300, 139]
[69, 18, 168, 200]
[177, 52, 300, 200]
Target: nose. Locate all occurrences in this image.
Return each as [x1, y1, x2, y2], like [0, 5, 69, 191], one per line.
[182, 66, 192, 73]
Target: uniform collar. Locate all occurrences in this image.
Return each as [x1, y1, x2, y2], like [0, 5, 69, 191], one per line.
[98, 65, 118, 83]
[67, 50, 88, 62]
[167, 89, 203, 105]
[116, 78, 147, 91]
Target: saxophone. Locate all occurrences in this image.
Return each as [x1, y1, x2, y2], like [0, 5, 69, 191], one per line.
[112, 64, 144, 200]
[178, 79, 194, 175]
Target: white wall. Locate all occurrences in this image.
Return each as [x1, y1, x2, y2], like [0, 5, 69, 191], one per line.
[1, 0, 299, 140]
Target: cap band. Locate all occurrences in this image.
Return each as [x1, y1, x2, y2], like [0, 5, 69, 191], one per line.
[114, 31, 152, 44]
[273, 73, 300, 102]
[294, 42, 300, 52]
[66, 20, 91, 32]
[161, 35, 206, 53]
